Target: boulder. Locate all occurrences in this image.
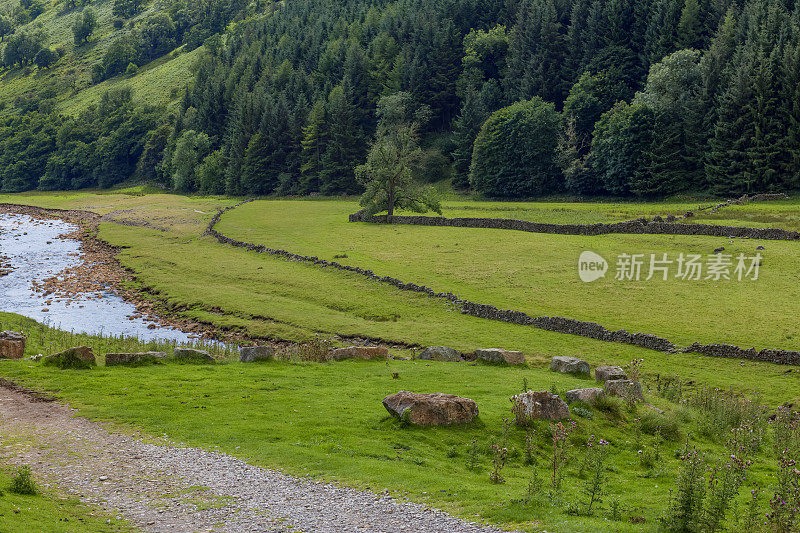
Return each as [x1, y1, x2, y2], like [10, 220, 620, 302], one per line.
[43, 346, 95, 369]
[605, 379, 644, 402]
[382, 391, 478, 426]
[474, 348, 525, 365]
[550, 356, 590, 375]
[565, 388, 605, 404]
[511, 391, 570, 423]
[0, 331, 25, 359]
[417, 346, 461, 362]
[239, 346, 275, 363]
[329, 346, 388, 361]
[173, 348, 215, 364]
[595, 365, 627, 382]
[105, 352, 167, 367]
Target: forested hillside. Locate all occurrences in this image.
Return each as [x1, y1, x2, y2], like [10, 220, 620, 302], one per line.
[1, 0, 799, 198]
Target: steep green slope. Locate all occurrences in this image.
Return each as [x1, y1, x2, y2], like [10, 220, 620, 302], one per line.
[0, 0, 195, 114]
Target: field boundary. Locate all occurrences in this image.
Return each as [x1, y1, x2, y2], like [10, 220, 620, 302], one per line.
[348, 195, 798, 241]
[207, 201, 800, 365]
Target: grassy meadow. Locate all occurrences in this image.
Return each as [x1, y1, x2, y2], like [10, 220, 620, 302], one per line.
[1, 190, 800, 531]
[0, 311, 793, 532]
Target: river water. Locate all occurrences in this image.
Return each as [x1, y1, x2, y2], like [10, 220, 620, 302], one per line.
[0, 213, 193, 342]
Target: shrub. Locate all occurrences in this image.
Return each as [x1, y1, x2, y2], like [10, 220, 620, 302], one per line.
[9, 465, 37, 495]
[469, 97, 561, 198]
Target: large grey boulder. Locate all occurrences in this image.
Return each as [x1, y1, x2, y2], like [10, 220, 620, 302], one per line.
[173, 348, 215, 364]
[417, 346, 461, 362]
[105, 352, 167, 366]
[511, 391, 570, 423]
[565, 388, 606, 404]
[550, 356, 590, 375]
[595, 365, 627, 382]
[383, 391, 478, 426]
[474, 348, 525, 365]
[239, 346, 275, 363]
[329, 346, 388, 361]
[605, 379, 644, 402]
[0, 331, 25, 359]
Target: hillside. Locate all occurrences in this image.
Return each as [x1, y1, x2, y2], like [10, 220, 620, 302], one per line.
[0, 0, 196, 115]
[1, 0, 799, 198]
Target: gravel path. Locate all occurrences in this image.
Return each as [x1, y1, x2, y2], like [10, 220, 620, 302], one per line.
[0, 383, 512, 532]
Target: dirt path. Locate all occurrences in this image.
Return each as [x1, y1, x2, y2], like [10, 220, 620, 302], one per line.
[0, 384, 511, 533]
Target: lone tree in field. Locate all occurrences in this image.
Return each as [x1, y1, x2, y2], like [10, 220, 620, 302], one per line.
[356, 92, 441, 216]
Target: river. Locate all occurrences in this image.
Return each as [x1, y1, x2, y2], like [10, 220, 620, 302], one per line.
[0, 213, 193, 342]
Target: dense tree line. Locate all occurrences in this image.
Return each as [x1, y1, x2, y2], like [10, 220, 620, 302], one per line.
[0, 89, 161, 191]
[1, 0, 800, 199]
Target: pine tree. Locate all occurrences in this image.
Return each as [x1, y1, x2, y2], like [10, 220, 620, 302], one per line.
[505, 0, 568, 104]
[677, 0, 703, 49]
[319, 83, 365, 195]
[299, 99, 327, 194]
[748, 47, 790, 191]
[451, 93, 486, 189]
[784, 42, 800, 188]
[706, 55, 757, 195]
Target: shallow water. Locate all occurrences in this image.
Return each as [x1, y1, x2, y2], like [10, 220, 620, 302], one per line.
[0, 214, 193, 342]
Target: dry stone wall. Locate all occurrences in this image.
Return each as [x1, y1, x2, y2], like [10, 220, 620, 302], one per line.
[206, 200, 800, 366]
[349, 211, 800, 241]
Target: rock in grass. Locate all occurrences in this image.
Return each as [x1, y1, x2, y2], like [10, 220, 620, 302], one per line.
[604, 379, 644, 402]
[0, 331, 25, 359]
[43, 346, 95, 369]
[511, 391, 569, 423]
[417, 346, 461, 362]
[173, 348, 215, 364]
[105, 352, 167, 367]
[329, 346, 388, 361]
[239, 346, 275, 363]
[550, 356, 590, 375]
[382, 391, 478, 426]
[594, 365, 627, 382]
[565, 388, 605, 404]
[474, 348, 525, 365]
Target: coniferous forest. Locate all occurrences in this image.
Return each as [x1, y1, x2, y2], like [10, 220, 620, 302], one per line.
[2, 0, 800, 198]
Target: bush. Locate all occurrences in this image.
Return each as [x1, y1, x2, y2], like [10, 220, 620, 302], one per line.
[9, 465, 37, 495]
[469, 97, 561, 198]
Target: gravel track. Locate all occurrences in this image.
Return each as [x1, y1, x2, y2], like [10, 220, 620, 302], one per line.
[0, 384, 513, 533]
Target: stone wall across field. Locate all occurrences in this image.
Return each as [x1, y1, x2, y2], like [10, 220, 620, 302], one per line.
[680, 343, 800, 365]
[349, 210, 800, 241]
[205, 201, 800, 366]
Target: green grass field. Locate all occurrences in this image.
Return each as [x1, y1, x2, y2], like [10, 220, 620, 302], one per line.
[0, 311, 790, 532]
[2, 190, 800, 405]
[1, 190, 799, 531]
[218, 199, 800, 351]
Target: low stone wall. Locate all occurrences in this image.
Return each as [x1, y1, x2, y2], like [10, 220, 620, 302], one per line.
[207, 201, 800, 366]
[680, 342, 800, 365]
[349, 210, 800, 241]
